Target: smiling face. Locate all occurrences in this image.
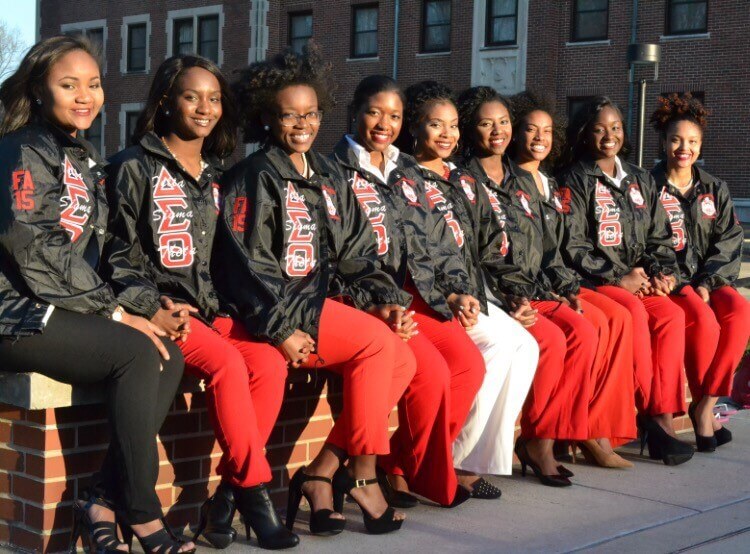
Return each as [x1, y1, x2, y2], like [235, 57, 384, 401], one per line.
[354, 90, 403, 153]
[515, 110, 553, 163]
[266, 84, 319, 155]
[472, 100, 512, 157]
[414, 101, 459, 162]
[169, 66, 222, 140]
[665, 119, 702, 171]
[586, 105, 624, 160]
[41, 49, 103, 135]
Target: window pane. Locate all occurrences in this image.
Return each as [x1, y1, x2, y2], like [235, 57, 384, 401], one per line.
[426, 1, 451, 25]
[86, 28, 103, 48]
[492, 16, 516, 43]
[174, 18, 193, 54]
[355, 31, 378, 56]
[198, 15, 219, 62]
[491, 0, 516, 17]
[291, 37, 308, 54]
[670, 2, 707, 33]
[291, 14, 312, 38]
[355, 8, 378, 32]
[425, 25, 450, 51]
[578, 0, 607, 11]
[576, 11, 607, 40]
[127, 24, 146, 71]
[83, 114, 102, 153]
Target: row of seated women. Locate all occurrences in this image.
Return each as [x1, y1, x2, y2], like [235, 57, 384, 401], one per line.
[0, 36, 747, 553]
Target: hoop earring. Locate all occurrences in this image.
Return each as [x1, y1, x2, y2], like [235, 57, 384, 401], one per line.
[412, 137, 418, 154]
[263, 125, 270, 131]
[451, 142, 459, 156]
[35, 98, 42, 105]
[164, 109, 170, 116]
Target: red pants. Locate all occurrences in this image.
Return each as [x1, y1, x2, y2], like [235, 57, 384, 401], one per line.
[380, 293, 485, 506]
[578, 288, 637, 441]
[672, 285, 750, 400]
[596, 286, 685, 416]
[180, 316, 287, 488]
[523, 301, 595, 440]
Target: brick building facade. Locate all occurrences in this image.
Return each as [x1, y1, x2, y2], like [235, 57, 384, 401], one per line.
[38, 0, 750, 207]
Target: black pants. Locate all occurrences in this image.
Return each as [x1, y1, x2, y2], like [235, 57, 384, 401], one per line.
[0, 309, 184, 523]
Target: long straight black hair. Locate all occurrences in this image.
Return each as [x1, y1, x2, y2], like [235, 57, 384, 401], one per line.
[0, 35, 101, 137]
[134, 55, 237, 159]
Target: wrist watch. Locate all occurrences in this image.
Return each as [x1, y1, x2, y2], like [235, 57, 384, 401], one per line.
[110, 306, 125, 322]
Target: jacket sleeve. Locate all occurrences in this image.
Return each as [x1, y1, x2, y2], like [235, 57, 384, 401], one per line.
[330, 171, 412, 309]
[541, 207, 580, 297]
[219, 169, 298, 346]
[640, 173, 679, 278]
[559, 172, 625, 285]
[693, 182, 744, 290]
[0, 145, 118, 315]
[104, 160, 163, 318]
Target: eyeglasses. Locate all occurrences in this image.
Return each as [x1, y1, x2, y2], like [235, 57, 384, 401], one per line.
[278, 111, 323, 127]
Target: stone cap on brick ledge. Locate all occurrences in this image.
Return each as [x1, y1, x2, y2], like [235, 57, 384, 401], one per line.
[0, 373, 205, 411]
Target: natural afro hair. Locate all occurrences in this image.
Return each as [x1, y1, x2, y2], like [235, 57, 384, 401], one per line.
[456, 86, 510, 158]
[650, 92, 709, 136]
[506, 90, 564, 171]
[232, 42, 334, 144]
[397, 80, 456, 155]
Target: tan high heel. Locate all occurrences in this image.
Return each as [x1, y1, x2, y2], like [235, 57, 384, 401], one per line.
[574, 440, 633, 469]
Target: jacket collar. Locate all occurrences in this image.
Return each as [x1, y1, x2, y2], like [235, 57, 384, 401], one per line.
[416, 161, 455, 185]
[262, 142, 331, 182]
[652, 159, 718, 192]
[139, 131, 222, 174]
[463, 155, 526, 186]
[33, 118, 107, 166]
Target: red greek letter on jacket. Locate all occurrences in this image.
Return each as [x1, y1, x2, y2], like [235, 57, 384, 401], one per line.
[285, 182, 316, 277]
[60, 156, 93, 242]
[482, 184, 509, 256]
[350, 173, 389, 255]
[232, 197, 247, 232]
[153, 166, 194, 268]
[659, 189, 686, 251]
[12, 170, 35, 211]
[594, 181, 622, 247]
[425, 181, 464, 248]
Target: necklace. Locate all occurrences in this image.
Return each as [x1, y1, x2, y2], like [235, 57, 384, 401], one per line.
[668, 177, 694, 192]
[161, 136, 207, 180]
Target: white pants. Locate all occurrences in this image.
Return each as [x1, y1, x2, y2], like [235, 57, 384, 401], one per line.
[452, 302, 538, 475]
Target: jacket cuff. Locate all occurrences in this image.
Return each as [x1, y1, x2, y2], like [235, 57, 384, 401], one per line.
[271, 325, 296, 347]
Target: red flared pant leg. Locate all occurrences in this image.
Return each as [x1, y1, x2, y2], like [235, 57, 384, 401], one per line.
[304, 299, 415, 456]
[524, 302, 595, 440]
[671, 286, 721, 401]
[179, 317, 287, 487]
[706, 286, 750, 397]
[597, 286, 686, 416]
[577, 289, 637, 441]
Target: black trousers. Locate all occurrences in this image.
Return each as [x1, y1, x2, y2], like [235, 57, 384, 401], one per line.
[0, 309, 184, 523]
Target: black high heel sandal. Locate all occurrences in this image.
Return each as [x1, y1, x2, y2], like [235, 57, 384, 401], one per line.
[118, 512, 194, 554]
[637, 414, 694, 465]
[332, 467, 404, 534]
[375, 467, 419, 508]
[285, 467, 346, 536]
[193, 481, 238, 549]
[513, 440, 571, 488]
[463, 477, 502, 500]
[687, 402, 718, 452]
[233, 484, 299, 550]
[68, 497, 127, 554]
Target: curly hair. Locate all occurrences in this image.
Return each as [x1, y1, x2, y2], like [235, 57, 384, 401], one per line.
[456, 86, 510, 158]
[0, 35, 101, 137]
[233, 43, 334, 144]
[506, 90, 564, 171]
[134, 55, 237, 159]
[559, 96, 631, 169]
[397, 80, 456, 155]
[650, 92, 709, 137]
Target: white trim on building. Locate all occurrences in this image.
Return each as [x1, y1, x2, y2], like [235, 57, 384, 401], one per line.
[119, 102, 144, 151]
[165, 4, 224, 66]
[120, 14, 151, 74]
[60, 18, 108, 74]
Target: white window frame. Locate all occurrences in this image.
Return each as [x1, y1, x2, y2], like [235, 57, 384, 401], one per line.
[166, 5, 224, 66]
[121, 14, 151, 74]
[119, 103, 144, 151]
[60, 19, 108, 74]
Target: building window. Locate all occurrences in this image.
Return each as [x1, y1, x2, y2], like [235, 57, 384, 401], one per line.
[421, 0, 451, 53]
[289, 11, 313, 54]
[60, 20, 107, 67]
[351, 4, 378, 58]
[127, 23, 147, 71]
[125, 111, 140, 147]
[568, 96, 596, 122]
[666, 0, 708, 35]
[485, 0, 518, 46]
[81, 112, 104, 156]
[166, 6, 224, 65]
[571, 0, 609, 42]
[120, 103, 144, 150]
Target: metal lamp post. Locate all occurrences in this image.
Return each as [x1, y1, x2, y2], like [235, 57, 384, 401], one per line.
[627, 43, 661, 167]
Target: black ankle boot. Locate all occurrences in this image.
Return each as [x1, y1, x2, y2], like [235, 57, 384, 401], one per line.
[234, 484, 299, 550]
[193, 481, 238, 549]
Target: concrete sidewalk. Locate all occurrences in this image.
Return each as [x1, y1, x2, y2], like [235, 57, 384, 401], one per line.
[187, 409, 750, 553]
